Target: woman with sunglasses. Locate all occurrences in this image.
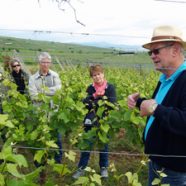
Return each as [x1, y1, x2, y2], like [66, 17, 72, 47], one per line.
[11, 58, 29, 94]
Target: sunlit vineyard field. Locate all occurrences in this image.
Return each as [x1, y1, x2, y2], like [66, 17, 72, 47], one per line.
[0, 36, 161, 186]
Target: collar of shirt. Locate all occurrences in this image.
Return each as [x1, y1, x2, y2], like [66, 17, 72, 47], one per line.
[35, 70, 51, 79]
[160, 61, 186, 84]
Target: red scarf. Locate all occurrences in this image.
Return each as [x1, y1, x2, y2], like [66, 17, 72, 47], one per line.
[93, 80, 107, 98]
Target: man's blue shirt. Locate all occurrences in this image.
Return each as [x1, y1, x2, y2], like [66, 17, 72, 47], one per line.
[144, 61, 186, 139]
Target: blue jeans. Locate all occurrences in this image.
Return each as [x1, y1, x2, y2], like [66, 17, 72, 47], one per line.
[54, 133, 63, 164]
[148, 160, 186, 186]
[78, 126, 108, 169]
[78, 144, 108, 169]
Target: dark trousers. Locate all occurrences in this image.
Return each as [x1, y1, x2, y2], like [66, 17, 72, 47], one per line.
[78, 145, 108, 169]
[148, 160, 186, 186]
[78, 126, 109, 169]
[54, 133, 63, 164]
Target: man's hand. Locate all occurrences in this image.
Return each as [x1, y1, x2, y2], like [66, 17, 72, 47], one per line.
[140, 99, 157, 117]
[127, 93, 140, 109]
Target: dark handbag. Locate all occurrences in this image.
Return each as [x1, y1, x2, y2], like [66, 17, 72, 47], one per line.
[83, 110, 99, 127]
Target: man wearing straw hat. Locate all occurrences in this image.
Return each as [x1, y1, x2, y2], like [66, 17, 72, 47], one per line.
[127, 25, 186, 186]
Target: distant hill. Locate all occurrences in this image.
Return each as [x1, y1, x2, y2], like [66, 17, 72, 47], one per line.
[0, 34, 144, 51]
[77, 42, 144, 52]
[0, 31, 145, 52]
[0, 36, 149, 66]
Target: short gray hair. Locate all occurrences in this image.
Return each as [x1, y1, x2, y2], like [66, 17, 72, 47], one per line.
[38, 52, 52, 62]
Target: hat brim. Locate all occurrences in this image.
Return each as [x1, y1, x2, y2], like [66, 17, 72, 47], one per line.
[142, 39, 186, 50]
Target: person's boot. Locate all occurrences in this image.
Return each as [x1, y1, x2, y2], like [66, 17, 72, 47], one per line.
[100, 167, 108, 178]
[72, 168, 85, 179]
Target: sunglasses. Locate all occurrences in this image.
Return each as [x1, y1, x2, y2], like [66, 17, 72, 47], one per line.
[12, 64, 21, 67]
[148, 44, 174, 56]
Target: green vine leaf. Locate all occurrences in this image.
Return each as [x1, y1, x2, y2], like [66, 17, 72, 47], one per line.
[7, 163, 24, 178]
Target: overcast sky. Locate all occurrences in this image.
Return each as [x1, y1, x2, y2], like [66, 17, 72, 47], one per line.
[1, 0, 186, 46]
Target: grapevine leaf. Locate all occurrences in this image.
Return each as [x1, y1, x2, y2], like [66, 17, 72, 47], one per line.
[125, 171, 133, 184]
[90, 173, 102, 185]
[100, 124, 110, 133]
[7, 163, 24, 178]
[72, 176, 89, 185]
[64, 150, 76, 162]
[152, 178, 161, 185]
[53, 164, 71, 176]
[34, 150, 46, 163]
[0, 114, 14, 128]
[46, 140, 58, 148]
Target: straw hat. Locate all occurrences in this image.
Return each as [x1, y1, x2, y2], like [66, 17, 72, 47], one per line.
[143, 25, 186, 50]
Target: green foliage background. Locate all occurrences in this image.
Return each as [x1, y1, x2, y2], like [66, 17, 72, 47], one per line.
[0, 36, 160, 186]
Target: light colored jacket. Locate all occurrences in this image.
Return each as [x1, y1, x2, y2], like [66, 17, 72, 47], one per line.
[28, 69, 61, 100]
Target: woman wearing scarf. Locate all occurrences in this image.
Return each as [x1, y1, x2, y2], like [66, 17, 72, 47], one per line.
[73, 64, 116, 179]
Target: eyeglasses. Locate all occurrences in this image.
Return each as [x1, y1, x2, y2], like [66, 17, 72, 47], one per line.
[148, 44, 174, 56]
[12, 64, 21, 67]
[40, 62, 51, 65]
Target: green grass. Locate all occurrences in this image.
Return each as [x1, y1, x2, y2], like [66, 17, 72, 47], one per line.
[0, 36, 151, 67]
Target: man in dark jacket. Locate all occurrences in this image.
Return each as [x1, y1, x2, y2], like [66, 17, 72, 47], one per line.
[127, 25, 186, 186]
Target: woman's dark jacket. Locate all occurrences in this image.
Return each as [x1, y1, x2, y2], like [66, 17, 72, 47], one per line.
[11, 70, 29, 94]
[83, 83, 116, 127]
[137, 70, 186, 172]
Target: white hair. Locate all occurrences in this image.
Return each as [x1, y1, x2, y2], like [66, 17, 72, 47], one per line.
[38, 52, 52, 62]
